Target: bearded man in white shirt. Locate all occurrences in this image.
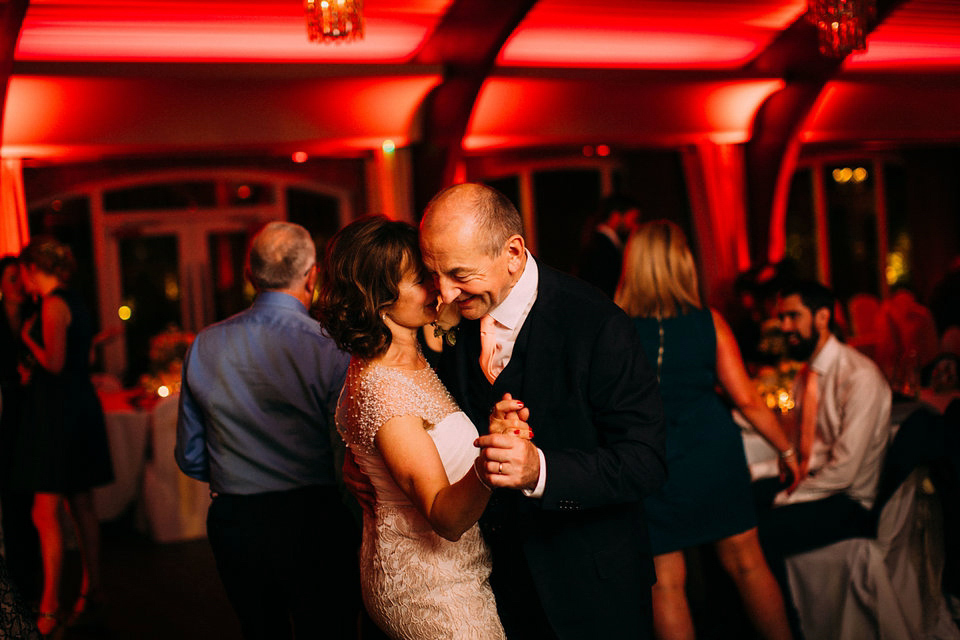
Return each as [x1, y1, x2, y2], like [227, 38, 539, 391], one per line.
[755, 280, 892, 636]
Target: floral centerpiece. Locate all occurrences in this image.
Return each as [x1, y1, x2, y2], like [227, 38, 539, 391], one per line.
[755, 358, 804, 414]
[139, 325, 195, 400]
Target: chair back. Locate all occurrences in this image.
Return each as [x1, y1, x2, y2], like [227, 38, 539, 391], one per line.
[871, 406, 946, 533]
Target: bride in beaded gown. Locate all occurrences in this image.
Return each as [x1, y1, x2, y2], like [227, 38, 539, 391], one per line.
[319, 216, 530, 640]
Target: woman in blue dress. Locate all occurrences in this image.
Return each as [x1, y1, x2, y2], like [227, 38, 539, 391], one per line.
[616, 220, 797, 640]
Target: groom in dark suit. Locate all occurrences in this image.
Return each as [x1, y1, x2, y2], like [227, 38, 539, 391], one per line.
[420, 183, 666, 639]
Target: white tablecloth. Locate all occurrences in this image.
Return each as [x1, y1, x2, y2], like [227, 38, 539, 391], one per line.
[141, 393, 210, 542]
[91, 390, 209, 542]
[92, 408, 151, 521]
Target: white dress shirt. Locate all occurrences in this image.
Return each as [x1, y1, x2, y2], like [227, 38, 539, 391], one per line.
[482, 251, 547, 497]
[775, 335, 892, 508]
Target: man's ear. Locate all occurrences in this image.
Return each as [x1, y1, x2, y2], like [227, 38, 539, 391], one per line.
[814, 306, 831, 333]
[505, 235, 526, 274]
[305, 265, 319, 297]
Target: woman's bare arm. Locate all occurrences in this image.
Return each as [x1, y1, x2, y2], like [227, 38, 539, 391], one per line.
[375, 395, 528, 541]
[376, 414, 490, 541]
[712, 309, 800, 486]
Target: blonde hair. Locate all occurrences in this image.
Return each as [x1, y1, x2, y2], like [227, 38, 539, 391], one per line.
[615, 220, 701, 318]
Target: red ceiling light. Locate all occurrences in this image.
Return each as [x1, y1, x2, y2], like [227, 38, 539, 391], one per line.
[304, 0, 364, 43]
[807, 0, 876, 57]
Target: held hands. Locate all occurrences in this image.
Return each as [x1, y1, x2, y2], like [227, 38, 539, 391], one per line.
[20, 315, 36, 351]
[475, 393, 540, 491]
[786, 454, 812, 496]
[487, 393, 532, 440]
[20, 314, 35, 340]
[782, 430, 815, 495]
[779, 449, 802, 494]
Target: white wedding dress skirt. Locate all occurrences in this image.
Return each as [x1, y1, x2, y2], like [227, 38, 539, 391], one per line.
[338, 361, 505, 640]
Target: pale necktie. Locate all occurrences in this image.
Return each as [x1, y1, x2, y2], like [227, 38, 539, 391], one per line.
[479, 315, 500, 384]
[797, 367, 820, 464]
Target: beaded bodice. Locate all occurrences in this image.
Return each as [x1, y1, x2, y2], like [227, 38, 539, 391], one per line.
[336, 358, 460, 454]
[336, 357, 478, 506]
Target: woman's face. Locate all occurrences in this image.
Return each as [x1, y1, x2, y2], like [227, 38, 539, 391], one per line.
[1, 264, 25, 303]
[19, 263, 40, 296]
[383, 262, 439, 330]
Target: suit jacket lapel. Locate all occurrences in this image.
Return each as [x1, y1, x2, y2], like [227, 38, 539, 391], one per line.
[452, 317, 484, 421]
[516, 268, 568, 448]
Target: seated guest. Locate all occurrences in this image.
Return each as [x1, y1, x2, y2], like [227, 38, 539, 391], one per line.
[756, 280, 892, 635]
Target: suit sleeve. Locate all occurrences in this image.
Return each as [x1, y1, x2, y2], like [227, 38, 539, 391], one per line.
[539, 310, 666, 511]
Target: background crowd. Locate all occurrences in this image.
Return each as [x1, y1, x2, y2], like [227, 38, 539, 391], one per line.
[0, 184, 957, 639]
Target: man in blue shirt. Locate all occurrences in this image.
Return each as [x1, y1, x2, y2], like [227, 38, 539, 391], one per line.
[176, 221, 357, 639]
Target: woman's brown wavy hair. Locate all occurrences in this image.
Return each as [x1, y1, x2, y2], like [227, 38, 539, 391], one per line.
[317, 215, 422, 359]
[20, 236, 77, 283]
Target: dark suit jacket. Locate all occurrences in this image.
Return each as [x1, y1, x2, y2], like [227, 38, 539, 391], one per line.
[439, 263, 666, 638]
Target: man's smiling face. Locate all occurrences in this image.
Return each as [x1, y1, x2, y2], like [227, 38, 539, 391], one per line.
[419, 223, 513, 321]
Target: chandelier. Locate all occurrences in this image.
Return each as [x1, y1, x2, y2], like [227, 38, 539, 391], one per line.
[304, 0, 364, 43]
[807, 0, 876, 57]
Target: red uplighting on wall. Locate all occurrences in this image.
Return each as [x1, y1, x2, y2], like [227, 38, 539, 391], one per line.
[464, 78, 783, 150]
[2, 74, 442, 159]
[846, 40, 960, 68]
[16, 2, 443, 62]
[500, 29, 766, 69]
[499, 0, 806, 69]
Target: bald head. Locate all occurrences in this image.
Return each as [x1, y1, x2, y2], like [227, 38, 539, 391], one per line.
[421, 183, 524, 257]
[419, 183, 527, 320]
[247, 221, 315, 292]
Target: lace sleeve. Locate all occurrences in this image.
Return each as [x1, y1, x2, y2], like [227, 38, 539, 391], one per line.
[337, 362, 429, 453]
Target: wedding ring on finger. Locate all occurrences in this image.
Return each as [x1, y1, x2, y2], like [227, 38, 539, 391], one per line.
[498, 462, 503, 474]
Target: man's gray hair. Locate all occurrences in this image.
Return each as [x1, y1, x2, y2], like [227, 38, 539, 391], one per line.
[247, 221, 315, 291]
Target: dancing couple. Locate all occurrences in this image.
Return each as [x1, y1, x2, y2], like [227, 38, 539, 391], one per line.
[318, 183, 666, 639]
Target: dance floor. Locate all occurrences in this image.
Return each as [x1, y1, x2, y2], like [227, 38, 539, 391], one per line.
[60, 518, 240, 640]
[48, 516, 765, 640]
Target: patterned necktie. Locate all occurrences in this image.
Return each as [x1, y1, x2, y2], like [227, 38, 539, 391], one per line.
[479, 315, 500, 384]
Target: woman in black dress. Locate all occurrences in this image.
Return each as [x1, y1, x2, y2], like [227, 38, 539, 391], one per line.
[14, 238, 113, 635]
[0, 255, 41, 604]
[616, 221, 797, 640]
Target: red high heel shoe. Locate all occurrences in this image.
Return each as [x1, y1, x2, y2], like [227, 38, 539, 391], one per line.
[35, 610, 62, 638]
[67, 589, 105, 627]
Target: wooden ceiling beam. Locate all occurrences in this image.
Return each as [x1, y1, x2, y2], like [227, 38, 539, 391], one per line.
[410, 0, 537, 214]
